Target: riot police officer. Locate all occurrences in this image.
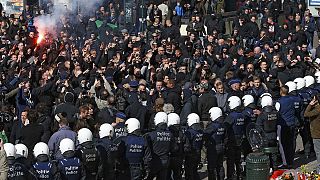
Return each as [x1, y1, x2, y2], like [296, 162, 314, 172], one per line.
[294, 77, 314, 157]
[275, 86, 297, 169]
[75, 128, 101, 179]
[205, 107, 226, 180]
[167, 113, 190, 180]
[118, 118, 151, 180]
[8, 144, 35, 179]
[224, 96, 246, 180]
[285, 81, 303, 149]
[304, 76, 319, 97]
[145, 112, 175, 180]
[96, 123, 116, 180]
[242, 95, 259, 123]
[184, 113, 204, 180]
[285, 81, 302, 118]
[242, 94, 259, 159]
[256, 95, 278, 168]
[113, 112, 128, 139]
[4, 143, 16, 179]
[31, 142, 58, 179]
[58, 138, 85, 180]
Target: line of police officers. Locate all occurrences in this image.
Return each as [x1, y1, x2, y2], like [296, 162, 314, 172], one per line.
[2, 72, 320, 180]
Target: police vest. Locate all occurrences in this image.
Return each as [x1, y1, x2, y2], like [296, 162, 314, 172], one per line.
[33, 162, 53, 179]
[307, 87, 319, 98]
[262, 111, 278, 133]
[8, 162, 29, 179]
[125, 135, 145, 164]
[298, 90, 311, 107]
[290, 95, 301, 110]
[243, 107, 257, 123]
[114, 123, 127, 138]
[229, 112, 246, 138]
[209, 122, 225, 145]
[59, 157, 81, 180]
[168, 125, 185, 156]
[80, 146, 99, 175]
[312, 84, 320, 94]
[187, 128, 203, 153]
[97, 138, 117, 159]
[149, 129, 172, 153]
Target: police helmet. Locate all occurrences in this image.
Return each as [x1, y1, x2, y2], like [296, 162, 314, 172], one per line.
[187, 113, 200, 127]
[293, 77, 305, 90]
[260, 93, 272, 98]
[304, 76, 315, 87]
[227, 96, 241, 110]
[154, 112, 168, 126]
[315, 71, 320, 83]
[125, 118, 140, 133]
[260, 96, 273, 108]
[77, 128, 93, 144]
[15, 144, 28, 158]
[99, 123, 114, 138]
[285, 81, 296, 93]
[33, 142, 49, 158]
[242, 95, 254, 107]
[59, 138, 75, 154]
[4, 143, 15, 157]
[209, 107, 223, 121]
[167, 113, 180, 127]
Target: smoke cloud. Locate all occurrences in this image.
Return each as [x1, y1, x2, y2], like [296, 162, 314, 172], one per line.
[34, 0, 102, 36]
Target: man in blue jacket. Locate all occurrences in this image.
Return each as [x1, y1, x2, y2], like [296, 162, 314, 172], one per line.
[276, 85, 297, 169]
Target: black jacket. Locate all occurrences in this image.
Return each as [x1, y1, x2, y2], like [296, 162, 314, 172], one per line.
[37, 114, 52, 143]
[197, 92, 218, 121]
[125, 102, 150, 131]
[21, 123, 44, 159]
[165, 87, 182, 114]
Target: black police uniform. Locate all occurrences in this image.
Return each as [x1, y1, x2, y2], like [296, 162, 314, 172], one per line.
[313, 83, 320, 93]
[184, 123, 204, 180]
[58, 154, 83, 180]
[145, 123, 176, 180]
[118, 130, 152, 180]
[288, 91, 303, 153]
[242, 103, 258, 123]
[75, 141, 101, 179]
[96, 137, 117, 180]
[277, 95, 297, 168]
[305, 84, 320, 98]
[31, 155, 58, 179]
[167, 124, 190, 180]
[8, 157, 36, 180]
[256, 105, 278, 168]
[242, 103, 258, 159]
[204, 117, 226, 180]
[224, 108, 246, 179]
[297, 87, 315, 156]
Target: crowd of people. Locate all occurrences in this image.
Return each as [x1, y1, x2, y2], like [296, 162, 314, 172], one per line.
[0, 0, 319, 179]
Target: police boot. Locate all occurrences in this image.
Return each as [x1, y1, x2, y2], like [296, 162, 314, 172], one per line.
[235, 163, 243, 180]
[207, 169, 217, 180]
[217, 166, 225, 180]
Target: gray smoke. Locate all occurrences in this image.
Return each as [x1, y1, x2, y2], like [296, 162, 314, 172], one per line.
[34, 0, 101, 36]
